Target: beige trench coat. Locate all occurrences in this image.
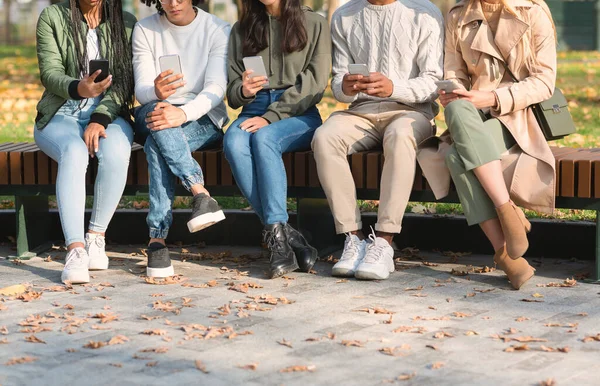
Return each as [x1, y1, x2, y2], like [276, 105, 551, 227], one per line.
[417, 0, 557, 214]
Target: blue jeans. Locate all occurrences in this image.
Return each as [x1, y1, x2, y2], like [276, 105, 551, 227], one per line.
[34, 98, 134, 245]
[134, 101, 223, 239]
[223, 89, 322, 225]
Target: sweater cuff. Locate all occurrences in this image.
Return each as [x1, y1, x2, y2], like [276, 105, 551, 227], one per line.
[179, 104, 197, 123]
[89, 113, 111, 129]
[490, 87, 513, 116]
[262, 110, 281, 124]
[68, 80, 84, 100]
[237, 85, 256, 106]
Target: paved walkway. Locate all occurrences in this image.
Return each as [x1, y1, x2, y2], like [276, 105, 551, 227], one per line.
[0, 243, 599, 386]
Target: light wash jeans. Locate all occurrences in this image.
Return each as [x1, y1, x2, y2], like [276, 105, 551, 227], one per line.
[134, 101, 223, 239]
[223, 89, 322, 225]
[34, 98, 134, 245]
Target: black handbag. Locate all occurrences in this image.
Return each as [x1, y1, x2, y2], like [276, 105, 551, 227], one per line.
[500, 62, 575, 141]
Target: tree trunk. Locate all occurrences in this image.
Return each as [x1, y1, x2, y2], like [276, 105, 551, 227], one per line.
[327, 0, 338, 23]
[4, 0, 11, 44]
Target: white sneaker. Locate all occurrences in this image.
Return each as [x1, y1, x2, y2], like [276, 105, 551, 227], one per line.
[331, 234, 367, 277]
[61, 248, 90, 284]
[86, 233, 109, 270]
[355, 230, 395, 280]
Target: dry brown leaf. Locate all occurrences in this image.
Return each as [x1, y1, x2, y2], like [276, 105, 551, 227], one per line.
[405, 286, 424, 291]
[521, 298, 545, 303]
[512, 336, 548, 343]
[539, 378, 556, 386]
[24, 335, 45, 344]
[452, 312, 472, 318]
[411, 293, 428, 298]
[393, 326, 427, 334]
[16, 291, 43, 302]
[423, 261, 439, 267]
[280, 365, 316, 373]
[465, 293, 476, 298]
[278, 338, 293, 348]
[341, 340, 364, 347]
[536, 278, 577, 288]
[140, 315, 162, 321]
[150, 293, 165, 297]
[355, 307, 395, 315]
[382, 315, 393, 324]
[84, 341, 107, 349]
[146, 361, 158, 367]
[107, 335, 129, 345]
[90, 325, 111, 331]
[504, 344, 530, 352]
[430, 362, 445, 369]
[139, 347, 169, 353]
[141, 329, 168, 336]
[397, 372, 416, 381]
[336, 279, 348, 283]
[516, 317, 530, 322]
[539, 345, 570, 353]
[109, 363, 123, 368]
[0, 284, 27, 296]
[532, 293, 544, 298]
[379, 344, 411, 357]
[578, 313, 588, 317]
[145, 275, 187, 285]
[425, 344, 438, 350]
[433, 331, 454, 339]
[474, 288, 496, 293]
[0, 326, 8, 335]
[465, 331, 479, 336]
[5, 357, 37, 365]
[195, 360, 209, 373]
[238, 363, 258, 370]
[91, 312, 119, 324]
[582, 334, 600, 343]
[450, 269, 469, 276]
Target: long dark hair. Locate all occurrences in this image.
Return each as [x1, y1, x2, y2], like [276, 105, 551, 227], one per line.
[240, 0, 308, 57]
[69, 0, 134, 112]
[139, 0, 202, 15]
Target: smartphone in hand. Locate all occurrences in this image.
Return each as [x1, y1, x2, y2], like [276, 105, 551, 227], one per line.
[348, 64, 370, 77]
[242, 56, 270, 87]
[435, 80, 460, 93]
[89, 59, 109, 83]
[159, 54, 183, 78]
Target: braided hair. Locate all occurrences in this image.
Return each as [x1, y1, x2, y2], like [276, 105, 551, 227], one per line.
[140, 0, 202, 16]
[69, 0, 134, 113]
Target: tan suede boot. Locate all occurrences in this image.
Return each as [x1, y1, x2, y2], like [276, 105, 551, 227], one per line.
[493, 246, 535, 290]
[495, 201, 531, 259]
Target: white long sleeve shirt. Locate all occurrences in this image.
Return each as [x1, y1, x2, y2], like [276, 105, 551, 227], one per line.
[330, 0, 444, 120]
[132, 9, 231, 127]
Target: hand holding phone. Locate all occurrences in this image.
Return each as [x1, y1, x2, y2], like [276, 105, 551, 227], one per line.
[348, 64, 370, 77]
[242, 56, 269, 98]
[156, 54, 185, 100]
[435, 80, 460, 93]
[77, 60, 112, 99]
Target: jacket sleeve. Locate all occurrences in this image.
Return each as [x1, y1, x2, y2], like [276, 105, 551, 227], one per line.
[330, 12, 357, 104]
[262, 17, 332, 123]
[91, 13, 138, 128]
[389, 12, 444, 104]
[180, 24, 230, 122]
[443, 10, 470, 91]
[491, 6, 556, 116]
[36, 7, 81, 100]
[226, 23, 256, 109]
[132, 22, 158, 105]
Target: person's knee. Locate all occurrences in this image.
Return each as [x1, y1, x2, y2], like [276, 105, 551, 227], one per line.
[250, 128, 277, 152]
[223, 127, 249, 160]
[60, 140, 89, 168]
[311, 125, 343, 155]
[384, 126, 415, 150]
[97, 133, 132, 169]
[444, 99, 476, 133]
[445, 146, 462, 171]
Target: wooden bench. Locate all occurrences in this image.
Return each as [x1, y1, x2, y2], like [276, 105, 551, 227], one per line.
[1, 142, 600, 280]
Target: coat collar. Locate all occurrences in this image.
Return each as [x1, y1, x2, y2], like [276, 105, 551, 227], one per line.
[459, 0, 532, 61]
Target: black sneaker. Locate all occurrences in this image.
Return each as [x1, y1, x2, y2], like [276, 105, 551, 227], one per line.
[187, 193, 226, 233]
[146, 243, 174, 278]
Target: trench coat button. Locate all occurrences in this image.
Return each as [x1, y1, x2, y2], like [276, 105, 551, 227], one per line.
[472, 59, 477, 65]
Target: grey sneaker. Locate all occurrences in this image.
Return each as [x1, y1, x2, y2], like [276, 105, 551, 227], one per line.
[187, 193, 226, 233]
[146, 243, 174, 278]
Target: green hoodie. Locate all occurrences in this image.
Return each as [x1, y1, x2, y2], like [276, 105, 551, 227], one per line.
[226, 8, 332, 124]
[35, 0, 137, 130]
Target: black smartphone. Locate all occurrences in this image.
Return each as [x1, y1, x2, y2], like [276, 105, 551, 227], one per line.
[89, 59, 109, 83]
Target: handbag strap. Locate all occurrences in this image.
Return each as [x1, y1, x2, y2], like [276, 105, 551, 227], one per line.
[499, 59, 519, 83]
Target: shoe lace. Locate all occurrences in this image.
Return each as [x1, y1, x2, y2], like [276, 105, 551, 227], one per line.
[65, 249, 87, 269]
[340, 233, 360, 261]
[364, 228, 387, 264]
[262, 230, 284, 253]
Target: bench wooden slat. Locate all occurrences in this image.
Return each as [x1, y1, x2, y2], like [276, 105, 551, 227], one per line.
[23, 152, 36, 184]
[205, 150, 218, 186]
[351, 153, 364, 189]
[294, 152, 307, 187]
[220, 152, 233, 186]
[36, 152, 50, 184]
[552, 147, 581, 197]
[366, 152, 379, 189]
[0, 152, 8, 184]
[0, 143, 14, 152]
[9, 152, 22, 185]
[557, 149, 596, 197]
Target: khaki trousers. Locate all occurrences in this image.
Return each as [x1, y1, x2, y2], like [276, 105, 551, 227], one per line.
[311, 102, 434, 234]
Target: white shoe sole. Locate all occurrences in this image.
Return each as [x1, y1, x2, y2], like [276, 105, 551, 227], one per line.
[331, 266, 356, 277]
[89, 257, 109, 270]
[355, 269, 391, 280]
[61, 270, 90, 284]
[187, 210, 226, 233]
[146, 265, 175, 278]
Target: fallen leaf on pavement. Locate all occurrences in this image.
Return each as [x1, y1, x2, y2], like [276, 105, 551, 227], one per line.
[430, 362, 445, 369]
[140, 315, 162, 321]
[195, 360, 209, 373]
[141, 329, 168, 336]
[16, 291, 42, 302]
[355, 307, 395, 315]
[140, 347, 169, 353]
[84, 341, 107, 349]
[405, 286, 424, 291]
[465, 331, 479, 336]
[425, 345, 438, 350]
[0, 284, 27, 296]
[379, 344, 411, 357]
[433, 331, 454, 339]
[539, 378, 557, 386]
[504, 344, 530, 352]
[280, 365, 316, 373]
[24, 335, 45, 344]
[107, 335, 129, 345]
[146, 361, 158, 367]
[539, 345, 570, 353]
[5, 357, 37, 365]
[336, 279, 348, 283]
[516, 317, 530, 322]
[521, 299, 544, 303]
[582, 334, 600, 343]
[91, 312, 119, 324]
[278, 339, 293, 348]
[452, 312, 472, 318]
[537, 278, 577, 288]
[238, 363, 259, 370]
[341, 340, 364, 347]
[109, 363, 123, 368]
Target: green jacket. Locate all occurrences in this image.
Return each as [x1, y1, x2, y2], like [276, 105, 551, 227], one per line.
[226, 8, 332, 123]
[35, 0, 137, 129]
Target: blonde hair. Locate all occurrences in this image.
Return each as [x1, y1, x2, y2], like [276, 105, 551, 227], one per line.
[458, 0, 557, 72]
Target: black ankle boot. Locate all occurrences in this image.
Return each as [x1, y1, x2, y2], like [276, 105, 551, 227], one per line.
[263, 223, 298, 279]
[284, 223, 318, 273]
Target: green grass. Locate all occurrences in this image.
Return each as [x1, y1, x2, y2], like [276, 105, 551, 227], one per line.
[1, 46, 599, 220]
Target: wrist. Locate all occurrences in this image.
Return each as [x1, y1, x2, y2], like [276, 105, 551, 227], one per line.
[491, 91, 500, 108]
